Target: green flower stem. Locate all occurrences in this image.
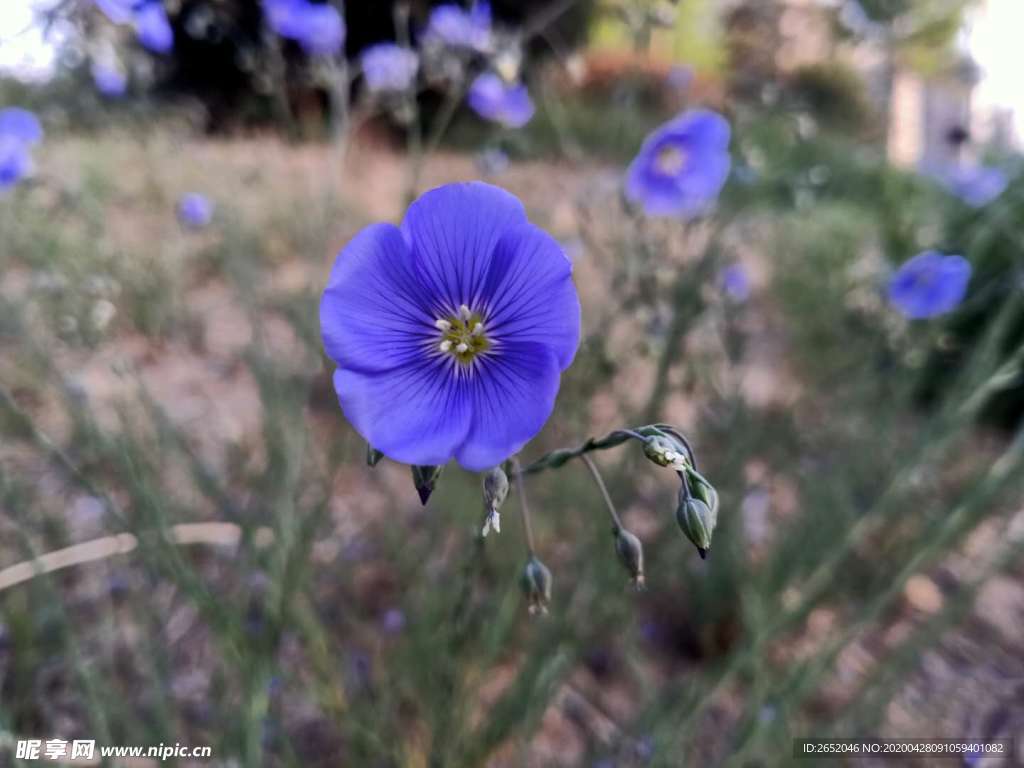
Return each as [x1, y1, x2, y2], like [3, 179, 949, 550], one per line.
[580, 453, 624, 532]
[516, 428, 650, 475]
[511, 456, 537, 554]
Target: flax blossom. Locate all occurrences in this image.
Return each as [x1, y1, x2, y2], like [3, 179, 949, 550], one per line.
[0, 108, 43, 191]
[178, 193, 214, 228]
[625, 109, 731, 218]
[361, 44, 419, 93]
[425, 2, 492, 52]
[888, 251, 971, 319]
[320, 182, 581, 471]
[468, 73, 534, 128]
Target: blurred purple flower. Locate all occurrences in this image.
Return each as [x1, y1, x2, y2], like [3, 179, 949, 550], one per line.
[92, 61, 128, 97]
[425, 1, 491, 52]
[320, 182, 581, 470]
[477, 147, 509, 176]
[888, 251, 971, 319]
[468, 73, 534, 128]
[720, 263, 750, 302]
[265, 0, 345, 56]
[361, 44, 419, 93]
[178, 193, 214, 228]
[381, 608, 406, 634]
[0, 108, 43, 191]
[936, 164, 1009, 208]
[626, 109, 731, 218]
[135, 2, 174, 54]
[94, 0, 136, 24]
[666, 64, 693, 92]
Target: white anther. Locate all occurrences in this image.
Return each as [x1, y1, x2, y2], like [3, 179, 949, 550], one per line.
[440, 340, 453, 352]
[435, 318, 452, 332]
[456, 342, 469, 354]
[471, 322, 484, 337]
[459, 304, 472, 321]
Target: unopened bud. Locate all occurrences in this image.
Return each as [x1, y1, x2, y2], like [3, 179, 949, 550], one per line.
[675, 491, 716, 559]
[690, 475, 719, 517]
[613, 528, 645, 588]
[520, 555, 552, 615]
[411, 464, 444, 505]
[367, 445, 385, 467]
[643, 435, 688, 471]
[481, 466, 510, 536]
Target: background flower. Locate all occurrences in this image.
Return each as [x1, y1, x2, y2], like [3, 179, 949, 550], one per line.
[134, 2, 174, 54]
[178, 193, 214, 228]
[0, 108, 43, 191]
[425, 2, 491, 52]
[92, 61, 128, 97]
[265, 0, 345, 56]
[936, 164, 1009, 208]
[625, 109, 731, 218]
[468, 73, 534, 128]
[361, 44, 419, 93]
[720, 263, 750, 302]
[888, 251, 971, 319]
[93, 0, 136, 25]
[320, 182, 580, 471]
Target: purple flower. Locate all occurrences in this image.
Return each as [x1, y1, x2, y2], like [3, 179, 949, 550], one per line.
[135, 2, 174, 54]
[178, 193, 214, 228]
[93, 0, 136, 24]
[0, 108, 43, 191]
[265, 0, 345, 56]
[468, 73, 534, 129]
[425, 2, 492, 52]
[625, 109, 731, 218]
[666, 64, 694, 92]
[361, 44, 419, 93]
[477, 147, 509, 176]
[320, 182, 581, 471]
[92, 61, 128, 97]
[888, 251, 971, 319]
[381, 608, 406, 634]
[936, 164, 1009, 208]
[720, 263, 750, 302]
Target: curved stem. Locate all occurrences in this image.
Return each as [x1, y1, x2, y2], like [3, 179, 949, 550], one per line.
[580, 454, 623, 532]
[517, 428, 647, 475]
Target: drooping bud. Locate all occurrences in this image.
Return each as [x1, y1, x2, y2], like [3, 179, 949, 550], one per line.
[367, 445, 385, 467]
[643, 435, 688, 471]
[520, 555, 552, 615]
[613, 528, 645, 588]
[411, 464, 443, 505]
[675, 490, 717, 559]
[690, 474, 719, 518]
[481, 466, 510, 536]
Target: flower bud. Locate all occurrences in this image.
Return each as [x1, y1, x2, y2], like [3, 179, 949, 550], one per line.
[643, 435, 688, 471]
[613, 528, 645, 588]
[481, 466, 509, 536]
[690, 475, 719, 517]
[675, 491, 716, 559]
[411, 464, 443, 505]
[367, 445, 385, 467]
[520, 555, 552, 615]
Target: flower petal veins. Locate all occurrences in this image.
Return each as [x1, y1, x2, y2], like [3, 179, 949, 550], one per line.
[320, 182, 581, 470]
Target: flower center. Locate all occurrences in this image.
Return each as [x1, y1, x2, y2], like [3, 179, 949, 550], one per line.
[435, 304, 491, 364]
[655, 146, 687, 176]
